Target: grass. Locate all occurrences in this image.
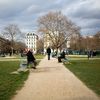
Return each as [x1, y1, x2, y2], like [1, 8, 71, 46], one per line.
[64, 58, 100, 96]
[0, 58, 41, 100]
[0, 54, 43, 100]
[0, 54, 45, 61]
[0, 61, 29, 100]
[35, 54, 45, 59]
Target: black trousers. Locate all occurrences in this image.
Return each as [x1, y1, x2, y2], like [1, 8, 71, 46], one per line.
[48, 54, 50, 60]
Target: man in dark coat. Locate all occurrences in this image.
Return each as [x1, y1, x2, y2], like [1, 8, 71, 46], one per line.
[47, 47, 51, 60]
[26, 50, 36, 69]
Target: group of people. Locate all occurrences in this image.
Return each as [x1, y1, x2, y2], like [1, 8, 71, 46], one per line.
[87, 50, 95, 59]
[20, 47, 67, 70]
[46, 47, 68, 63]
[21, 47, 97, 70]
[20, 47, 51, 70]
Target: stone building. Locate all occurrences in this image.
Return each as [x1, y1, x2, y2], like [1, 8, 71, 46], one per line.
[26, 32, 38, 53]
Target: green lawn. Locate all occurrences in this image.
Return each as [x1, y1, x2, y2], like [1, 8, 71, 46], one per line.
[0, 61, 29, 100]
[0, 54, 45, 61]
[35, 54, 45, 59]
[64, 59, 100, 96]
[0, 58, 41, 100]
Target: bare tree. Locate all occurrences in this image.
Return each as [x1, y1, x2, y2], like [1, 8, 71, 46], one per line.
[37, 38, 44, 53]
[93, 31, 100, 50]
[3, 24, 21, 55]
[38, 11, 80, 52]
[14, 42, 26, 53]
[0, 37, 11, 55]
[70, 34, 81, 50]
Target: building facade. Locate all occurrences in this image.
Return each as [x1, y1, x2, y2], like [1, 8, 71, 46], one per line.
[26, 32, 38, 53]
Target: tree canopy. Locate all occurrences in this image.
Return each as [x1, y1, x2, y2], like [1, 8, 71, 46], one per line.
[2, 24, 21, 55]
[38, 11, 80, 50]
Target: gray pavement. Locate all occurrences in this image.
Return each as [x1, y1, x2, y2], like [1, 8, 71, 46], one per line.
[12, 56, 100, 100]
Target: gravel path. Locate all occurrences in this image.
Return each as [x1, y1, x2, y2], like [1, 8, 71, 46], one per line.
[12, 56, 99, 100]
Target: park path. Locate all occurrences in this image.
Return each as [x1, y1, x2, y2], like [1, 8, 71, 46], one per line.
[12, 56, 99, 100]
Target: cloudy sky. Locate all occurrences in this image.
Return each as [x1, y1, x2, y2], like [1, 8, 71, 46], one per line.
[0, 0, 100, 36]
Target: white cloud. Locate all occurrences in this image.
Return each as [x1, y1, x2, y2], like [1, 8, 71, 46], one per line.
[0, 0, 100, 36]
[62, 0, 100, 35]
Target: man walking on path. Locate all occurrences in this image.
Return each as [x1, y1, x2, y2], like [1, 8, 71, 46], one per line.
[46, 47, 51, 60]
[12, 56, 99, 100]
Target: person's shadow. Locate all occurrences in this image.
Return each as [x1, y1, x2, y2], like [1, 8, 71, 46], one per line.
[30, 66, 61, 73]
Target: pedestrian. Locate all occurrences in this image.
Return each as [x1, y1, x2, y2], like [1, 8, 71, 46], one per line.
[61, 50, 66, 59]
[58, 50, 66, 62]
[87, 50, 91, 59]
[90, 50, 93, 58]
[26, 49, 36, 69]
[47, 47, 51, 60]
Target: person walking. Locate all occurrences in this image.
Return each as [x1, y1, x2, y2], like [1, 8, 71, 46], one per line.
[26, 49, 36, 69]
[47, 47, 51, 60]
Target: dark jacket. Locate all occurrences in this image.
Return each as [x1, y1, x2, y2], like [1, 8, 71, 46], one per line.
[47, 47, 51, 54]
[61, 51, 65, 58]
[26, 51, 35, 62]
